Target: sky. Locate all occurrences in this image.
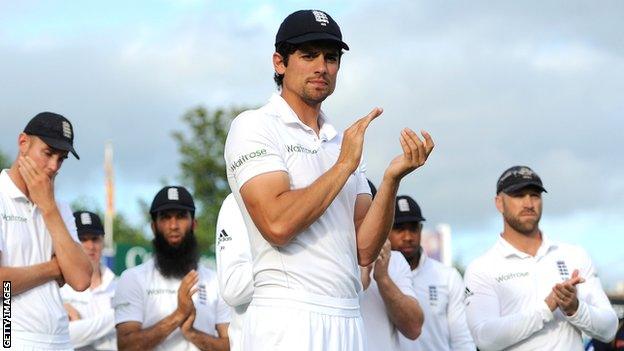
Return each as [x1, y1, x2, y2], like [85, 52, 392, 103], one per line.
[1, 0, 622, 291]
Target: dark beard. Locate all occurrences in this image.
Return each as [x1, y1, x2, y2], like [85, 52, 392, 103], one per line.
[503, 212, 541, 235]
[152, 228, 199, 279]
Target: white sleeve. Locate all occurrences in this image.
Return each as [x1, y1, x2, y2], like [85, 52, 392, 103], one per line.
[68, 310, 116, 348]
[355, 162, 371, 196]
[224, 113, 287, 190]
[215, 194, 254, 307]
[446, 268, 476, 351]
[564, 248, 618, 342]
[388, 251, 415, 298]
[112, 270, 144, 325]
[464, 263, 553, 351]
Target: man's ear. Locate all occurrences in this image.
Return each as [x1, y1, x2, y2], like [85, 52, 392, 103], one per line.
[495, 194, 504, 214]
[17, 133, 30, 154]
[273, 52, 287, 75]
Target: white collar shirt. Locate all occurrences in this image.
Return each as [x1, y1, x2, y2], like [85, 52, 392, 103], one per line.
[360, 250, 416, 351]
[0, 169, 79, 346]
[112, 260, 231, 351]
[61, 265, 117, 350]
[224, 94, 371, 300]
[464, 235, 618, 350]
[215, 193, 253, 351]
[400, 249, 475, 351]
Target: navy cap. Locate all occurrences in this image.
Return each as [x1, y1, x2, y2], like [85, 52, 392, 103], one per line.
[275, 10, 349, 50]
[394, 195, 426, 225]
[150, 186, 195, 215]
[496, 166, 547, 194]
[73, 211, 105, 237]
[23, 112, 79, 159]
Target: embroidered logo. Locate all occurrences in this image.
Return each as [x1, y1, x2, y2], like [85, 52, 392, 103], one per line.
[464, 287, 474, 299]
[429, 285, 438, 305]
[62, 121, 72, 139]
[557, 260, 569, 280]
[398, 199, 410, 212]
[495, 271, 529, 283]
[1, 214, 27, 222]
[285, 144, 318, 155]
[229, 149, 268, 172]
[217, 229, 232, 244]
[80, 212, 92, 225]
[198, 284, 207, 305]
[167, 188, 179, 201]
[312, 10, 329, 26]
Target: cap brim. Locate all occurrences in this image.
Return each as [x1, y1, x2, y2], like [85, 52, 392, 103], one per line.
[38, 135, 80, 160]
[150, 203, 195, 215]
[394, 216, 426, 224]
[78, 229, 105, 237]
[501, 181, 547, 194]
[284, 32, 349, 50]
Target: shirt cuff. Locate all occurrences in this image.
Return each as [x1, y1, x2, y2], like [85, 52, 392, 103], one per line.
[564, 299, 587, 324]
[538, 300, 555, 323]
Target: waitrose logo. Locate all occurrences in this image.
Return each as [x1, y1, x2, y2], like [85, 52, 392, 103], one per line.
[285, 144, 318, 155]
[229, 149, 267, 172]
[496, 271, 529, 283]
[1, 214, 27, 223]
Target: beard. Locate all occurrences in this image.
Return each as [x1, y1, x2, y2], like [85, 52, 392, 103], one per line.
[503, 211, 541, 235]
[152, 228, 199, 279]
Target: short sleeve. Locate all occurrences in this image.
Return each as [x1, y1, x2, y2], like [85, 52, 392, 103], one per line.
[225, 112, 288, 190]
[59, 202, 80, 243]
[355, 162, 371, 196]
[388, 251, 416, 298]
[112, 269, 145, 325]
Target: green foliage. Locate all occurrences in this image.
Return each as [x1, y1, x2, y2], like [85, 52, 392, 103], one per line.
[0, 150, 10, 169]
[172, 106, 248, 255]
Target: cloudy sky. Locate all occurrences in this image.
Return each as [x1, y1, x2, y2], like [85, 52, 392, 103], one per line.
[1, 1, 622, 290]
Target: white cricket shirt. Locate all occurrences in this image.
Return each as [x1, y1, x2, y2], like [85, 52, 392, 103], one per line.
[224, 93, 371, 300]
[0, 169, 79, 347]
[399, 249, 475, 351]
[112, 259, 231, 351]
[215, 193, 253, 351]
[60, 264, 117, 350]
[360, 250, 416, 351]
[464, 235, 618, 351]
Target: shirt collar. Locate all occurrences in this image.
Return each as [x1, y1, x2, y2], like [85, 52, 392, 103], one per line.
[268, 93, 338, 142]
[496, 233, 558, 259]
[0, 169, 28, 200]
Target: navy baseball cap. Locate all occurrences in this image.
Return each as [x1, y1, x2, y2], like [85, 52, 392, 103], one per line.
[496, 166, 547, 194]
[394, 195, 426, 225]
[150, 186, 195, 216]
[275, 10, 349, 50]
[73, 211, 105, 237]
[23, 112, 79, 159]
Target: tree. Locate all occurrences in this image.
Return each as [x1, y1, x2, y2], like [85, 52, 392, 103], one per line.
[0, 149, 10, 169]
[172, 106, 249, 254]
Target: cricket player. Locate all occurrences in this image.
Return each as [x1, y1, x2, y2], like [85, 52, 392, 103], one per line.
[359, 182, 424, 351]
[113, 186, 230, 351]
[215, 193, 253, 351]
[389, 195, 475, 351]
[61, 210, 117, 350]
[0, 112, 92, 350]
[464, 166, 618, 350]
[224, 9, 434, 351]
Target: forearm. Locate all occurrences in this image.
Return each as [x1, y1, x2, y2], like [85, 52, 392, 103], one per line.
[377, 275, 423, 340]
[244, 163, 353, 246]
[469, 302, 552, 351]
[118, 312, 184, 351]
[41, 206, 91, 290]
[0, 262, 58, 295]
[69, 310, 115, 348]
[187, 331, 229, 351]
[356, 175, 399, 265]
[566, 299, 618, 342]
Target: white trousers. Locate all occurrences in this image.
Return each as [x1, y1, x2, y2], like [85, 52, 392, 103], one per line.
[241, 288, 366, 351]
